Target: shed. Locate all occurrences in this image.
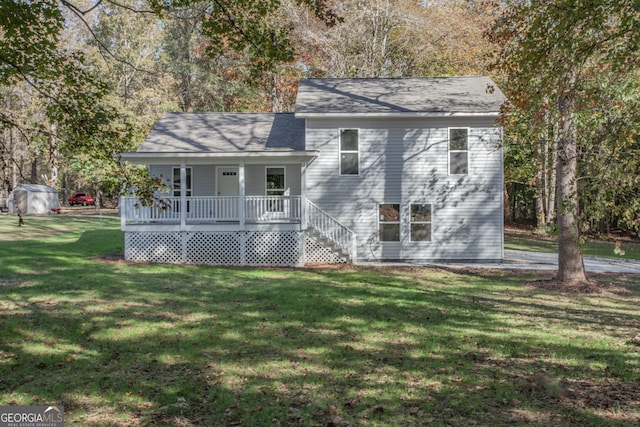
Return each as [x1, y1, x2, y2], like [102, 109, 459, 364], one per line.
[8, 184, 60, 215]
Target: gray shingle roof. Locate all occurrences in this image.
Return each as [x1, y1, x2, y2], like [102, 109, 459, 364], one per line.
[295, 77, 505, 116]
[131, 77, 505, 157]
[136, 112, 305, 153]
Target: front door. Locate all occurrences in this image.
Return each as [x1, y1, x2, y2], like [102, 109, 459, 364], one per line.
[217, 167, 239, 196]
[216, 167, 239, 220]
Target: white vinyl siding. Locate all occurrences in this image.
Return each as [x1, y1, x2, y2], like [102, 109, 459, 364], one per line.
[246, 164, 300, 196]
[192, 165, 214, 196]
[150, 164, 300, 197]
[305, 117, 503, 262]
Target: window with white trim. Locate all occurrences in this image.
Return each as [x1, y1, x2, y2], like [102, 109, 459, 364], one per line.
[266, 167, 285, 196]
[449, 128, 469, 175]
[379, 204, 400, 241]
[339, 129, 359, 175]
[172, 167, 192, 197]
[266, 167, 285, 212]
[410, 204, 432, 242]
[172, 166, 192, 212]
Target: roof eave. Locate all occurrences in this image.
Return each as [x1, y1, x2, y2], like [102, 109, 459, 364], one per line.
[121, 150, 319, 164]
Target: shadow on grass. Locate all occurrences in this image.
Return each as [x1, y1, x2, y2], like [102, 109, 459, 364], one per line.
[1, 230, 639, 425]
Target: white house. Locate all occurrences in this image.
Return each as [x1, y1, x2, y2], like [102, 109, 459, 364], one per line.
[120, 77, 506, 266]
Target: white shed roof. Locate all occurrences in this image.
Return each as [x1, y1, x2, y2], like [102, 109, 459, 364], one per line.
[13, 184, 58, 193]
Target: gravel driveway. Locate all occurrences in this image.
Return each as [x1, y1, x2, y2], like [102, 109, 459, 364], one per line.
[502, 250, 640, 274]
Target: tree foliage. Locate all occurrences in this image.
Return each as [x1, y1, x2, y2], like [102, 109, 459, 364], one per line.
[0, 0, 339, 203]
[5, 0, 639, 264]
[285, 0, 495, 77]
[490, 0, 640, 283]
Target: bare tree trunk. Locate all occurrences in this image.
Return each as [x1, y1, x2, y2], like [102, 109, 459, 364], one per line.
[556, 86, 587, 283]
[503, 183, 511, 222]
[547, 138, 557, 224]
[48, 124, 58, 188]
[1, 129, 9, 199]
[535, 140, 546, 227]
[30, 158, 37, 184]
[271, 73, 281, 113]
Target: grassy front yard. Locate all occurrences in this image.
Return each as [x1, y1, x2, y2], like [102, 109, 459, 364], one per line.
[1, 214, 639, 426]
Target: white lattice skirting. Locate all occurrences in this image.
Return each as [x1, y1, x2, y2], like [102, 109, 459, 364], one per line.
[125, 230, 349, 267]
[125, 231, 306, 267]
[304, 235, 348, 264]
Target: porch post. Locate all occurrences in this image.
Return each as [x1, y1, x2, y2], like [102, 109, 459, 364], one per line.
[120, 196, 126, 229]
[239, 161, 245, 227]
[300, 161, 308, 266]
[300, 162, 307, 230]
[180, 160, 186, 230]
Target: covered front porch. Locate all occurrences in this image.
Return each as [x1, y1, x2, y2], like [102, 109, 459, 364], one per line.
[119, 112, 355, 265]
[119, 159, 357, 265]
[120, 194, 303, 226]
[120, 147, 316, 231]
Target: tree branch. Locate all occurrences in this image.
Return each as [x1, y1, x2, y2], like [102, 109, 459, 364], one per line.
[0, 52, 77, 120]
[60, 0, 157, 76]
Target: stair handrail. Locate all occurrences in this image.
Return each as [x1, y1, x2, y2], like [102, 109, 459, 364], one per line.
[306, 200, 357, 260]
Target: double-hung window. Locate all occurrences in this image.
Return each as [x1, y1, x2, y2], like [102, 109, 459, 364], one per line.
[266, 167, 285, 212]
[172, 167, 192, 212]
[339, 129, 359, 175]
[379, 204, 400, 241]
[449, 128, 469, 175]
[410, 204, 432, 241]
[172, 167, 192, 197]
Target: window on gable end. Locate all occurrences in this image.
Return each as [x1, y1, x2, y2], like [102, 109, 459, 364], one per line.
[339, 129, 359, 175]
[449, 128, 469, 175]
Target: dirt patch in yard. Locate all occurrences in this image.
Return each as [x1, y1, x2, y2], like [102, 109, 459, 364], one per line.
[526, 277, 633, 295]
[58, 206, 118, 215]
[95, 252, 129, 265]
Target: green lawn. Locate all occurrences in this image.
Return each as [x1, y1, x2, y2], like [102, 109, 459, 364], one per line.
[1, 215, 639, 426]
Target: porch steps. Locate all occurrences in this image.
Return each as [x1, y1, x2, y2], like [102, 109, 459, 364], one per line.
[305, 200, 356, 264]
[306, 228, 352, 263]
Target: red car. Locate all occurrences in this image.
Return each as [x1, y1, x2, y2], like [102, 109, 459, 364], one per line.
[68, 192, 96, 206]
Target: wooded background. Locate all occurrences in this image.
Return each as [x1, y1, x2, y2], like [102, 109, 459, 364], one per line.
[1, 0, 639, 240]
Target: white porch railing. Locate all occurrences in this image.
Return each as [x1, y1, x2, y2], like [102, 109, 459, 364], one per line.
[120, 197, 181, 223]
[189, 196, 239, 222]
[306, 200, 357, 260]
[245, 196, 302, 222]
[121, 196, 301, 224]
